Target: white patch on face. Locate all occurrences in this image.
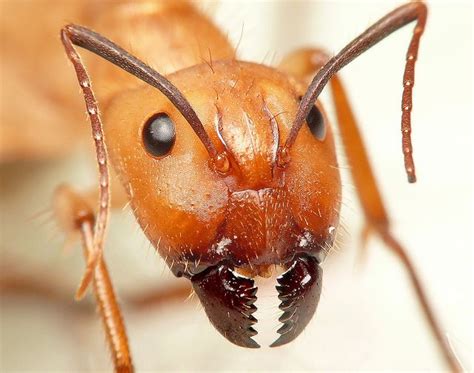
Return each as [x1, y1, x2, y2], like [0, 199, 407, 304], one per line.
[298, 231, 314, 247]
[328, 226, 336, 235]
[298, 237, 308, 247]
[215, 237, 232, 254]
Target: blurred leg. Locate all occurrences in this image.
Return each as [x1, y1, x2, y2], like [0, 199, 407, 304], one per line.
[0, 264, 192, 312]
[53, 185, 133, 373]
[279, 48, 461, 372]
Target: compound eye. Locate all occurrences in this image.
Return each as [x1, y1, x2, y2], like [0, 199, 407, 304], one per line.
[142, 113, 176, 157]
[306, 105, 326, 141]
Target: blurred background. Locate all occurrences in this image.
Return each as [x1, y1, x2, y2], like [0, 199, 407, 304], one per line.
[0, 0, 472, 371]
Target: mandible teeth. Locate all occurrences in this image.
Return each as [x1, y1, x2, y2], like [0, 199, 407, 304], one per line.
[279, 298, 297, 310]
[278, 308, 297, 323]
[191, 263, 260, 348]
[276, 322, 294, 335]
[247, 314, 258, 324]
[271, 255, 323, 348]
[247, 327, 258, 337]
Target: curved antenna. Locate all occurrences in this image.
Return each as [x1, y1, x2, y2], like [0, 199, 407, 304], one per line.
[61, 24, 227, 298]
[61, 28, 110, 299]
[283, 2, 427, 183]
[63, 24, 219, 160]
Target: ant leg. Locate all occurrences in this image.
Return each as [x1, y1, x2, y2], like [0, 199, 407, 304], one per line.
[279, 48, 461, 372]
[60, 27, 134, 372]
[279, 48, 330, 83]
[0, 263, 82, 309]
[53, 185, 133, 373]
[1, 262, 192, 313]
[127, 284, 192, 311]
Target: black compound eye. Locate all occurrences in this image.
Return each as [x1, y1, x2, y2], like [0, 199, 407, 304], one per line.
[306, 105, 326, 141]
[142, 113, 176, 157]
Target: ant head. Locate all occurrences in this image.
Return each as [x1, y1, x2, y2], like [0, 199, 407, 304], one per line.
[103, 59, 341, 348]
[104, 60, 341, 274]
[66, 0, 425, 347]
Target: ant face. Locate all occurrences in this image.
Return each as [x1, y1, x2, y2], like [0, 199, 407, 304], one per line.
[103, 60, 341, 347]
[58, 2, 448, 367]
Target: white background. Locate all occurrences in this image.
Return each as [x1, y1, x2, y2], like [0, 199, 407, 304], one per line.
[1, 1, 472, 371]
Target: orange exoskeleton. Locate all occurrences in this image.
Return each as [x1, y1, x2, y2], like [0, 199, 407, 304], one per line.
[34, 1, 462, 372]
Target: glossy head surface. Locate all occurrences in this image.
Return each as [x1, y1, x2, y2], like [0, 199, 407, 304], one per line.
[104, 60, 341, 277]
[105, 61, 340, 274]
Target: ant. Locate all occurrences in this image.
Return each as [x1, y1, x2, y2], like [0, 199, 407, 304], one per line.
[0, 1, 466, 372]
